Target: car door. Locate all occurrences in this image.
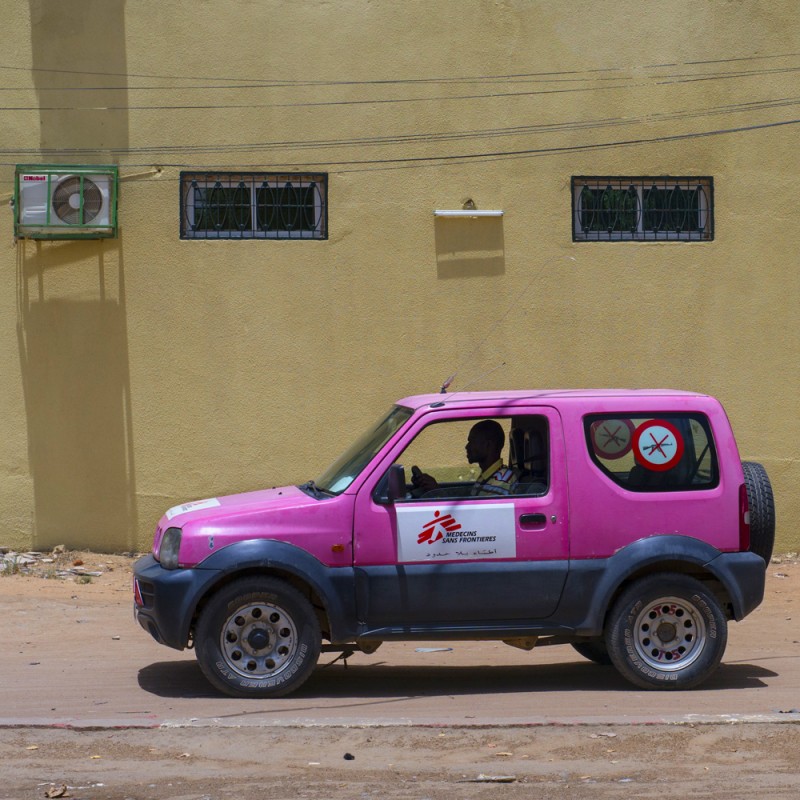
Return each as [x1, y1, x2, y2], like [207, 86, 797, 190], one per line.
[351, 406, 569, 631]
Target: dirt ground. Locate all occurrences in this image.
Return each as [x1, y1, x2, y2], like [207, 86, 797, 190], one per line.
[1, 550, 799, 799]
[2, 722, 800, 800]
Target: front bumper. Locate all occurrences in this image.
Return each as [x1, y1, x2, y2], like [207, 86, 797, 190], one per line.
[133, 554, 222, 651]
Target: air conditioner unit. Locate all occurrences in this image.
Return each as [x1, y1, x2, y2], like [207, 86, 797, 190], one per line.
[14, 165, 118, 239]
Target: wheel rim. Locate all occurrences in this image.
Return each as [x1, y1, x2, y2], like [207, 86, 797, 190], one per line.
[219, 600, 299, 680]
[632, 595, 706, 672]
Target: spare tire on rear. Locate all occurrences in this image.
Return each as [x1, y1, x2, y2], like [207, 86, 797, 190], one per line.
[742, 461, 775, 564]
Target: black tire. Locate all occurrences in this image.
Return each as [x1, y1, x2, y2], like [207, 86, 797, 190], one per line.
[742, 461, 775, 564]
[606, 573, 727, 690]
[571, 638, 613, 665]
[195, 577, 321, 698]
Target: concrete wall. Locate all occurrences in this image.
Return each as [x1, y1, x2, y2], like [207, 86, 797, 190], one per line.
[1, 1, 798, 553]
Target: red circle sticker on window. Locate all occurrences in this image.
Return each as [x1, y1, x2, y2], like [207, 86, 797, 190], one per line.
[591, 419, 635, 459]
[632, 420, 685, 472]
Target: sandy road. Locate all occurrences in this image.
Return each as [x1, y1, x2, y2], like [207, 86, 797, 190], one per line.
[0, 553, 798, 798]
[2, 722, 800, 800]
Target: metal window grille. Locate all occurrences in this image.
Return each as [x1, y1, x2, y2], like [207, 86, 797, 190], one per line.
[180, 172, 328, 240]
[572, 177, 713, 242]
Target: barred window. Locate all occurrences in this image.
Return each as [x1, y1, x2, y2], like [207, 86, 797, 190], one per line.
[180, 172, 327, 240]
[572, 177, 713, 242]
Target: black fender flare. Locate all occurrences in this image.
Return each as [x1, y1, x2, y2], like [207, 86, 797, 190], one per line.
[190, 539, 358, 642]
[567, 535, 766, 634]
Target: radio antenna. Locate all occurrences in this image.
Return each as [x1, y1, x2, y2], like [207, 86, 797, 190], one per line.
[439, 373, 456, 393]
[458, 361, 507, 392]
[436, 255, 577, 395]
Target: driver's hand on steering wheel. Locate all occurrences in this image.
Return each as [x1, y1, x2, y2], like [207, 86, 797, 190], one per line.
[411, 467, 438, 492]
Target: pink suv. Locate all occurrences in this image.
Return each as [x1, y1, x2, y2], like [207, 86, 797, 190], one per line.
[133, 390, 774, 697]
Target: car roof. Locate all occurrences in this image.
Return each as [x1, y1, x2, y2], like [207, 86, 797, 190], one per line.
[395, 389, 711, 411]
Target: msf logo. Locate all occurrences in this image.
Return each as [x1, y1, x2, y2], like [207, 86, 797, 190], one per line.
[417, 509, 461, 545]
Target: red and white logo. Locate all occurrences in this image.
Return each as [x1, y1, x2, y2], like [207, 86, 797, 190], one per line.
[417, 510, 462, 545]
[22, 175, 47, 182]
[396, 502, 515, 562]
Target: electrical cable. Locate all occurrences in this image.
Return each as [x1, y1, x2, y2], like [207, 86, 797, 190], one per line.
[1, 57, 800, 102]
[4, 115, 795, 172]
[0, 49, 798, 88]
[1, 95, 799, 159]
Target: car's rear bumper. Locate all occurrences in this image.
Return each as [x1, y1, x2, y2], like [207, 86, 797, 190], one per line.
[706, 550, 766, 620]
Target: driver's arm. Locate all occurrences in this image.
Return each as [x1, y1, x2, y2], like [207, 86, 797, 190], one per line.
[411, 466, 438, 492]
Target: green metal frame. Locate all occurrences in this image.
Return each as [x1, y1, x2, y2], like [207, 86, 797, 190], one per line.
[14, 164, 119, 240]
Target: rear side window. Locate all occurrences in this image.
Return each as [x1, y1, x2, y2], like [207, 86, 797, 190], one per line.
[585, 414, 718, 492]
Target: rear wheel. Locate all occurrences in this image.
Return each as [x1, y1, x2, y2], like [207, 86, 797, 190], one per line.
[606, 573, 727, 690]
[742, 461, 775, 564]
[195, 577, 321, 698]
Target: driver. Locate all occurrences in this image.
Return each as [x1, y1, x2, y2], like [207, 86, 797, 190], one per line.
[411, 419, 518, 497]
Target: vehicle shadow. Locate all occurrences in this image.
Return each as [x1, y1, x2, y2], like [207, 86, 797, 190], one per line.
[138, 659, 776, 700]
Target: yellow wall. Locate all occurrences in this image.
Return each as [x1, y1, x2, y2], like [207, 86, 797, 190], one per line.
[1, 1, 798, 553]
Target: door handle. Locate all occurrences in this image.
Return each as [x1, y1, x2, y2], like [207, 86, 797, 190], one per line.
[519, 513, 547, 525]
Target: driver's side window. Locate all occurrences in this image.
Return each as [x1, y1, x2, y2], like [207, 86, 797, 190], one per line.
[396, 419, 484, 498]
[390, 415, 549, 501]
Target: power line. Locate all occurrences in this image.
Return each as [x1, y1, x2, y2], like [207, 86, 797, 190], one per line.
[3, 77, 798, 115]
[334, 117, 800, 173]
[1, 95, 798, 157]
[1, 58, 800, 98]
[1, 115, 796, 174]
[0, 49, 797, 86]
[0, 82, 627, 110]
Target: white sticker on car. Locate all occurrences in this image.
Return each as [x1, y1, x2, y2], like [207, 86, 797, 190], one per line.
[396, 503, 516, 563]
[165, 497, 221, 520]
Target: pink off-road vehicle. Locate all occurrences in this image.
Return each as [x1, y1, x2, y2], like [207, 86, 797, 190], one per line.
[133, 390, 774, 697]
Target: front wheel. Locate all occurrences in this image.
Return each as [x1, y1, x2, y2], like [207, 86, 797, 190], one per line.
[606, 573, 727, 690]
[195, 577, 321, 698]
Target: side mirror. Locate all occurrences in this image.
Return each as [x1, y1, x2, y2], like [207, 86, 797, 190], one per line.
[386, 464, 406, 503]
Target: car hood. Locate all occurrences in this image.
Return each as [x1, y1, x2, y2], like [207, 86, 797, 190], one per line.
[153, 485, 347, 565]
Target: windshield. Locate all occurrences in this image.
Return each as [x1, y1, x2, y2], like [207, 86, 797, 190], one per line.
[313, 405, 413, 494]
